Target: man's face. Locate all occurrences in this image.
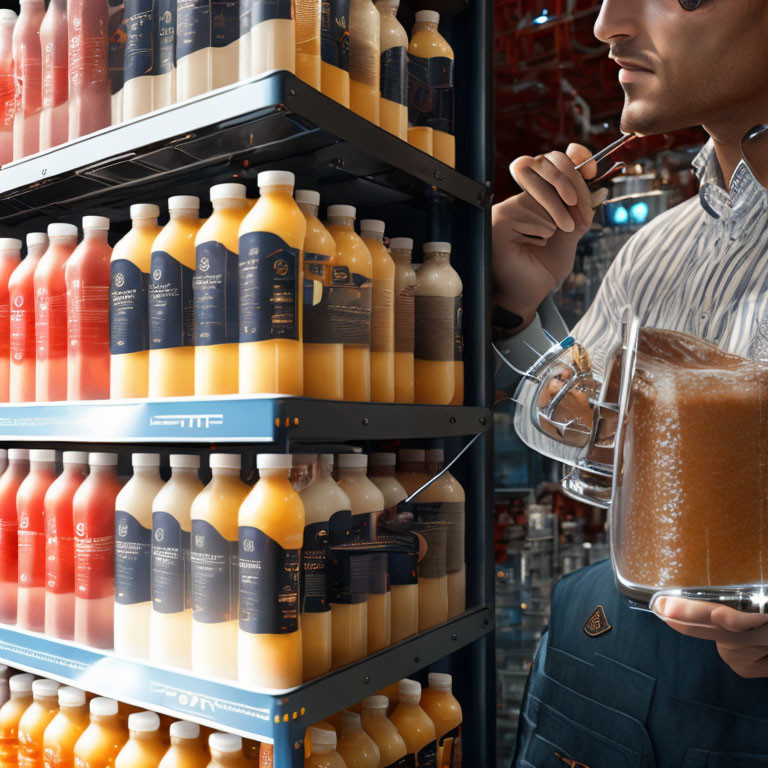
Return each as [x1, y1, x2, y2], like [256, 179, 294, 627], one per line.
[594, 0, 768, 137]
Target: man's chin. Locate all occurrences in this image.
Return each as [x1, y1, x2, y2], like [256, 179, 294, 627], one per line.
[619, 100, 678, 137]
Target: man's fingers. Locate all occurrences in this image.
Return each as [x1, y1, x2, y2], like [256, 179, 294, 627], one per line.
[515, 169, 576, 232]
[720, 655, 768, 679]
[660, 618, 727, 643]
[653, 596, 719, 625]
[710, 605, 768, 632]
[565, 143, 598, 180]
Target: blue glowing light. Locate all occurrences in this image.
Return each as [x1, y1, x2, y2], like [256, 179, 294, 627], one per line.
[612, 206, 629, 225]
[533, 9, 550, 24]
[630, 201, 650, 224]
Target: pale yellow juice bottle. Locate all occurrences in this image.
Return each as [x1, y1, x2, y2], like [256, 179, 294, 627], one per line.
[237, 453, 304, 690]
[305, 728, 345, 768]
[148, 196, 201, 398]
[18, 679, 60, 768]
[349, 0, 380, 124]
[360, 221, 394, 403]
[325, 206, 372, 402]
[0, 674, 34, 768]
[73, 698, 129, 768]
[414, 242, 461, 405]
[238, 171, 305, 396]
[157, 722, 207, 768]
[250, 2, 296, 76]
[320, 1, 350, 107]
[390, 239, 416, 403]
[110, 205, 162, 399]
[190, 454, 250, 680]
[336, 712, 379, 768]
[194, 183, 249, 396]
[420, 673, 462, 768]
[206, 734, 249, 768]
[114, 713, 167, 768]
[375, 0, 407, 140]
[388, 680, 436, 767]
[43, 687, 89, 768]
[296, 189, 342, 401]
[304, 722, 335, 760]
[296, 0, 321, 89]
[360, 696, 407, 768]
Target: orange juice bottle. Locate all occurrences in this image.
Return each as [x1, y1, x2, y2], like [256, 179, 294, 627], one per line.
[305, 728, 345, 768]
[110, 204, 162, 400]
[296, 189, 342, 401]
[389, 680, 436, 767]
[420, 674, 461, 768]
[0, 674, 34, 768]
[320, 1, 350, 107]
[73, 698, 128, 768]
[390, 239, 415, 403]
[206, 733, 249, 768]
[360, 220, 394, 403]
[193, 183, 249, 396]
[114, 712, 167, 768]
[349, 0, 379, 125]
[0, 238, 22, 403]
[325, 206, 372, 402]
[238, 453, 304, 689]
[43, 687, 89, 768]
[18, 679, 60, 768]
[238, 171, 305, 396]
[360, 696, 407, 768]
[158, 722, 207, 768]
[375, 0, 407, 140]
[336, 712, 379, 768]
[148, 196, 201, 398]
[296, 0, 321, 89]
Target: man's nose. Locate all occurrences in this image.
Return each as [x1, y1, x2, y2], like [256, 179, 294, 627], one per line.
[594, 0, 638, 44]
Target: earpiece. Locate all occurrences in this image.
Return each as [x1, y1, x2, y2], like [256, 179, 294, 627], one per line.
[678, 0, 702, 9]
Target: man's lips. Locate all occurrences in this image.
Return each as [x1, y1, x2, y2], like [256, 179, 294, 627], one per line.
[611, 56, 654, 74]
[611, 56, 655, 85]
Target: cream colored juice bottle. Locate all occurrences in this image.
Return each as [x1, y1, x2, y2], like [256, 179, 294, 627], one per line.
[110, 204, 162, 400]
[148, 196, 201, 398]
[73, 698, 128, 768]
[175, 0, 211, 102]
[249, 0, 295, 76]
[114, 454, 164, 660]
[114, 712, 166, 768]
[43, 687, 89, 768]
[238, 171, 305, 396]
[194, 183, 248, 396]
[349, 0, 379, 124]
[211, 0, 240, 90]
[420, 673, 461, 768]
[337, 712, 379, 768]
[413, 242, 461, 405]
[237, 453, 304, 689]
[375, 0, 407, 140]
[360, 220, 394, 403]
[150, 455, 204, 670]
[296, 189, 342, 401]
[320, 0, 350, 107]
[158, 721, 207, 768]
[296, 0, 321, 89]
[0, 674, 34, 768]
[325, 206, 372, 402]
[389, 680, 436, 767]
[305, 728, 345, 768]
[190, 453, 250, 680]
[207, 733, 249, 768]
[18, 679, 60, 768]
[390, 239, 415, 403]
[360, 696, 407, 768]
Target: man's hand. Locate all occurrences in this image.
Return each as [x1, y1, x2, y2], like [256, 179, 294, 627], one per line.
[653, 596, 768, 678]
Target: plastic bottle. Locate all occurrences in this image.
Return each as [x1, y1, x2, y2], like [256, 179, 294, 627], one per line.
[360, 221, 394, 403]
[420, 673, 461, 768]
[248, 0, 295, 77]
[115, 712, 167, 768]
[114, 454, 164, 660]
[0, 451, 7, 477]
[389, 680, 436, 767]
[44, 451, 88, 640]
[325, 206, 372, 402]
[157, 721, 207, 768]
[375, 0, 406, 141]
[237, 453, 304, 689]
[238, 0, 251, 81]
[18, 679, 60, 768]
[39, 0, 68, 151]
[12, 0, 45, 161]
[349, 0, 379, 125]
[17, 448, 57, 632]
[360, 696, 407, 768]
[0, 674, 34, 768]
[0, 450, 29, 624]
[305, 728, 346, 768]
[110, 204, 162, 400]
[296, 189, 342, 401]
[210, 1, 239, 90]
[66, 216, 112, 401]
[43, 687, 89, 768]
[0, 239, 22, 402]
[73, 452, 122, 649]
[320, 0, 350, 107]
[194, 183, 248, 396]
[35, 223, 78, 403]
[73, 698, 129, 768]
[0, 11, 17, 166]
[149, 195, 201, 398]
[238, 170, 305, 396]
[190, 453, 250, 680]
[175, 0, 211, 103]
[336, 711, 379, 768]
[295, 0, 321, 88]
[108, 2, 126, 126]
[151, 455, 204, 670]
[257, 743, 273, 767]
[9, 233, 48, 403]
[206, 733, 248, 768]
[390, 238, 415, 403]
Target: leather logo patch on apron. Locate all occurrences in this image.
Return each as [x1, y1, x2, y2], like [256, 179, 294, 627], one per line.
[583, 604, 612, 637]
[555, 752, 592, 768]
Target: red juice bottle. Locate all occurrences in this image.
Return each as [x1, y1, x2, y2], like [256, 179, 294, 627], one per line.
[44, 450, 87, 640]
[0, 10, 17, 167]
[16, 448, 57, 632]
[0, 449, 29, 625]
[35, 223, 77, 403]
[39, 0, 68, 151]
[66, 216, 111, 401]
[9, 233, 48, 403]
[0, 239, 22, 403]
[12, 0, 45, 161]
[73, 452, 121, 649]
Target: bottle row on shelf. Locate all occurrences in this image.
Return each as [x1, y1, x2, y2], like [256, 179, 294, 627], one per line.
[1, 0, 455, 167]
[0, 446, 466, 690]
[0, 172, 464, 405]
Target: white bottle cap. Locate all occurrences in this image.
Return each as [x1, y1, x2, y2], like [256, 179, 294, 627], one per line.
[29, 449, 56, 463]
[130, 204, 160, 220]
[32, 679, 60, 699]
[362, 695, 389, 711]
[375, 0, 399, 8]
[82, 216, 110, 231]
[210, 183, 247, 202]
[90, 697, 119, 716]
[295, 189, 320, 206]
[168, 195, 200, 211]
[327, 204, 356, 219]
[415, 9, 440, 24]
[360, 220, 385, 236]
[0, 9, 18, 23]
[63, 451, 88, 465]
[170, 454, 201, 469]
[423, 241, 451, 254]
[257, 453, 292, 470]
[9, 674, 34, 694]
[26, 232, 48, 247]
[8, 449, 29, 461]
[427, 672, 452, 690]
[209, 733, 242, 753]
[129, 711, 160, 733]
[425, 448, 444, 463]
[0, 238, 22, 251]
[370, 452, 396, 466]
[89, 452, 118, 466]
[47, 223, 78, 238]
[132, 453, 161, 468]
[319, 453, 334, 466]
[399, 448, 425, 462]
[337, 453, 368, 469]
[341, 710, 362, 730]
[292, 453, 317, 465]
[209, 453, 241, 470]
[257, 170, 295, 189]
[351, 447, 363, 454]
[398, 678, 422, 698]
[170, 721, 200, 740]
[58, 687, 86, 708]
[309, 727, 336, 749]
[389, 237, 413, 251]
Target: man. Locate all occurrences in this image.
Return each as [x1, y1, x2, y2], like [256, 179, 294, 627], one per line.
[493, 0, 768, 764]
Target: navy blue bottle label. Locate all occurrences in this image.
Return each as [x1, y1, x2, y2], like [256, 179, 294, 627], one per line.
[108, 4, 127, 96]
[191, 520, 238, 623]
[123, 0, 153, 82]
[408, 55, 455, 134]
[193, 241, 239, 346]
[239, 526, 300, 634]
[110, 259, 149, 355]
[115, 510, 152, 606]
[156, 0, 176, 75]
[149, 251, 195, 350]
[321, 0, 350, 71]
[212, 0, 240, 48]
[388, 548, 417, 586]
[302, 520, 330, 614]
[453, 296, 463, 362]
[381, 46, 407, 106]
[251, 0, 293, 26]
[414, 295, 454, 362]
[416, 742, 437, 768]
[152, 511, 191, 614]
[328, 509, 367, 605]
[368, 552, 388, 595]
[239, 231, 300, 342]
[177, 0, 211, 59]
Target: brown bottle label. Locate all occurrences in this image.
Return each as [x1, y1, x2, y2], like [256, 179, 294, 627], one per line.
[415, 295, 454, 362]
[395, 286, 415, 353]
[453, 296, 463, 362]
[372, 279, 395, 353]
